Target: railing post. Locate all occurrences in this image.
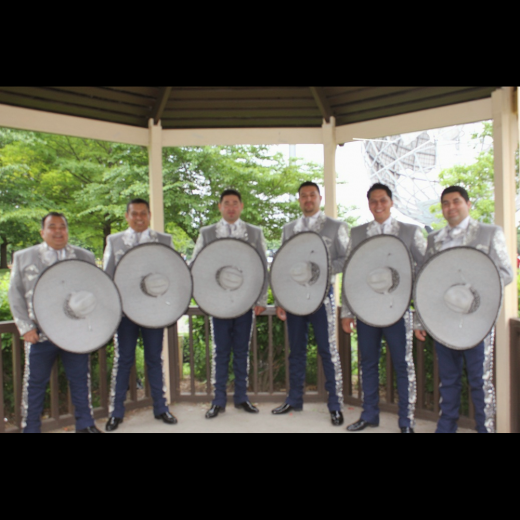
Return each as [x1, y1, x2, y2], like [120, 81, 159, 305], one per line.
[12, 335, 23, 430]
[0, 335, 4, 433]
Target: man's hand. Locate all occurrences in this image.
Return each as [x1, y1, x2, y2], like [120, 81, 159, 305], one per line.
[254, 306, 266, 316]
[341, 318, 356, 334]
[24, 329, 40, 344]
[276, 307, 287, 321]
[414, 329, 427, 342]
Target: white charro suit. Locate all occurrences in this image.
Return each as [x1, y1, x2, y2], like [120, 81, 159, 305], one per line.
[8, 242, 96, 433]
[103, 228, 174, 419]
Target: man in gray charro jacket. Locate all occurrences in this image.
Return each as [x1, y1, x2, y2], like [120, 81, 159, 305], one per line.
[8, 212, 101, 433]
[414, 186, 513, 433]
[272, 181, 348, 426]
[104, 198, 178, 431]
[191, 189, 268, 419]
[341, 183, 426, 433]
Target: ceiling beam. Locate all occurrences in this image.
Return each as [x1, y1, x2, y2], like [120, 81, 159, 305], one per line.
[151, 86, 172, 125]
[0, 103, 149, 146]
[310, 87, 334, 122]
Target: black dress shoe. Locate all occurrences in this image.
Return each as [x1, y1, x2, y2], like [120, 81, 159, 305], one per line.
[400, 427, 415, 433]
[155, 411, 178, 424]
[235, 401, 259, 413]
[346, 418, 378, 432]
[205, 405, 225, 419]
[271, 403, 302, 415]
[330, 411, 344, 426]
[105, 417, 123, 432]
[77, 425, 103, 433]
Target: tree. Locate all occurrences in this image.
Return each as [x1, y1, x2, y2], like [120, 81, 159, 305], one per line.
[0, 131, 324, 262]
[430, 122, 519, 227]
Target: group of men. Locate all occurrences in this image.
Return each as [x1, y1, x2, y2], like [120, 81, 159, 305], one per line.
[7, 180, 514, 433]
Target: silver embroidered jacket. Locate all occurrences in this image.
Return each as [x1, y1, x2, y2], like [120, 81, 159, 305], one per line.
[191, 219, 269, 307]
[340, 218, 427, 319]
[103, 228, 174, 279]
[415, 218, 514, 329]
[8, 243, 96, 337]
[282, 211, 350, 283]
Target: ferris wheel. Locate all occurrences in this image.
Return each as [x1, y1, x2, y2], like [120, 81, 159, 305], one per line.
[363, 130, 443, 226]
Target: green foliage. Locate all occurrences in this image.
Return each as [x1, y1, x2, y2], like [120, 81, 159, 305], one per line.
[430, 121, 519, 229]
[0, 131, 323, 263]
[430, 123, 495, 227]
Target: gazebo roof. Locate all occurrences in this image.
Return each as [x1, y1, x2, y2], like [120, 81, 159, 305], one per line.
[0, 86, 500, 129]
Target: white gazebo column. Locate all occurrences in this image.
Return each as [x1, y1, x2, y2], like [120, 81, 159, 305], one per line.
[148, 118, 171, 402]
[148, 118, 165, 232]
[322, 116, 337, 219]
[492, 87, 519, 433]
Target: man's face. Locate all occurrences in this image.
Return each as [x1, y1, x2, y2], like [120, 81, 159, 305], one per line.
[126, 203, 151, 232]
[298, 185, 322, 217]
[441, 192, 471, 227]
[218, 195, 243, 224]
[40, 215, 69, 250]
[368, 189, 393, 223]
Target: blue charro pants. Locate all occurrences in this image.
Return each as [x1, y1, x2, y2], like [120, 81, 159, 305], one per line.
[285, 288, 343, 412]
[110, 316, 168, 418]
[357, 317, 415, 428]
[23, 340, 94, 433]
[211, 310, 254, 408]
[434, 340, 490, 433]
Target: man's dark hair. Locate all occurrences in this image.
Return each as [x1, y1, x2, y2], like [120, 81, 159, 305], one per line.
[220, 189, 242, 202]
[367, 183, 392, 200]
[126, 198, 150, 212]
[41, 212, 68, 229]
[298, 181, 321, 195]
[441, 186, 470, 203]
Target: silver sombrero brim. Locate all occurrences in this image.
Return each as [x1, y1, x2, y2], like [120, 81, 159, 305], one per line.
[414, 247, 502, 350]
[114, 243, 193, 328]
[191, 238, 266, 319]
[343, 235, 413, 327]
[270, 231, 330, 316]
[33, 259, 122, 354]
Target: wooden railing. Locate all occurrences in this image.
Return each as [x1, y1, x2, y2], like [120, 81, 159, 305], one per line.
[3, 311, 518, 433]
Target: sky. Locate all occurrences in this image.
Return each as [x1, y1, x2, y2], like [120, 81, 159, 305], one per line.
[270, 121, 498, 227]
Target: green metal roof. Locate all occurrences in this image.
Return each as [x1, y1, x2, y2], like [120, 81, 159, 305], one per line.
[0, 86, 500, 129]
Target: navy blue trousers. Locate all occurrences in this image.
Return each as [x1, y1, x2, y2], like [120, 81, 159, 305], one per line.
[211, 311, 253, 408]
[435, 340, 490, 433]
[286, 289, 343, 412]
[23, 340, 94, 433]
[357, 317, 414, 428]
[110, 316, 169, 418]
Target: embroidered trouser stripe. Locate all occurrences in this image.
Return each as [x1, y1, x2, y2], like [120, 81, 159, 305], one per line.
[109, 316, 168, 418]
[357, 315, 416, 428]
[23, 340, 94, 433]
[435, 337, 494, 433]
[210, 310, 254, 407]
[286, 288, 343, 412]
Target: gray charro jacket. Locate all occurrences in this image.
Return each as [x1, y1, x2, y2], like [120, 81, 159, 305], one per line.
[103, 228, 174, 279]
[191, 218, 268, 307]
[340, 218, 427, 319]
[414, 218, 514, 329]
[8, 243, 96, 338]
[423, 218, 513, 285]
[281, 210, 350, 283]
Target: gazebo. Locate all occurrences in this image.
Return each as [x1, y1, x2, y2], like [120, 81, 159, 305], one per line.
[0, 86, 517, 432]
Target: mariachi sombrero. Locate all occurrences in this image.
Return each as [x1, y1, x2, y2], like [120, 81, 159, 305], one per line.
[414, 247, 503, 350]
[114, 243, 193, 328]
[342, 235, 413, 327]
[33, 259, 122, 354]
[190, 238, 266, 319]
[270, 231, 330, 316]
